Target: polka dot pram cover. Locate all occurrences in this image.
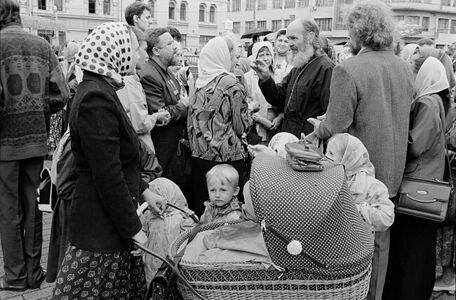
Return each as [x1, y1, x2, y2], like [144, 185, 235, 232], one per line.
[250, 153, 374, 278]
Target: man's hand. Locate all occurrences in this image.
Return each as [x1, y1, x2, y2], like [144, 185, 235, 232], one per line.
[250, 59, 272, 81]
[142, 189, 166, 216]
[179, 94, 190, 107]
[155, 108, 171, 127]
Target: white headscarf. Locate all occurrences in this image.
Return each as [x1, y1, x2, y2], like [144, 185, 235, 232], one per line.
[195, 36, 235, 89]
[400, 43, 418, 63]
[250, 41, 274, 67]
[75, 22, 133, 84]
[414, 56, 449, 101]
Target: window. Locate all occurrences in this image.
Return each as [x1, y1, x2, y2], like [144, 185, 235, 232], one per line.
[422, 17, 430, 31]
[38, 0, 46, 10]
[442, 0, 451, 5]
[257, 20, 266, 28]
[245, 21, 255, 31]
[233, 0, 241, 11]
[180, 2, 187, 21]
[284, 19, 291, 27]
[406, 16, 420, 25]
[298, 0, 309, 7]
[149, 0, 155, 18]
[284, 0, 295, 8]
[451, 20, 456, 33]
[395, 16, 405, 22]
[181, 34, 187, 47]
[272, 20, 282, 32]
[438, 18, 449, 33]
[315, 0, 334, 6]
[199, 35, 214, 50]
[227, 0, 231, 12]
[258, 0, 267, 9]
[54, 0, 63, 11]
[246, 0, 254, 10]
[273, 0, 283, 8]
[103, 0, 110, 15]
[169, 2, 175, 19]
[315, 18, 332, 31]
[89, 0, 96, 14]
[209, 5, 216, 23]
[233, 22, 241, 33]
[199, 4, 205, 22]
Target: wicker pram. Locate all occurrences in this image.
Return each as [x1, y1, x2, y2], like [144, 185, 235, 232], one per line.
[167, 154, 373, 299]
[169, 222, 371, 300]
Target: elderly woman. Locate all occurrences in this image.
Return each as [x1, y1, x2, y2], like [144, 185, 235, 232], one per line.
[307, 1, 414, 299]
[383, 57, 449, 300]
[188, 36, 252, 216]
[52, 22, 165, 299]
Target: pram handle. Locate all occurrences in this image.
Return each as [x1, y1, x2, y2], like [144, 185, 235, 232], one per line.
[133, 241, 208, 300]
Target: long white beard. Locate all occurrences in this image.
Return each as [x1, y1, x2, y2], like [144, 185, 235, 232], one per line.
[293, 46, 315, 68]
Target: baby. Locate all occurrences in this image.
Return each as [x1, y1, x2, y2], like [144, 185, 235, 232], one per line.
[200, 164, 243, 224]
[326, 133, 394, 232]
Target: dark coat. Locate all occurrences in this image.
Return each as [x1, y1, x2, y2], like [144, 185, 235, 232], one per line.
[259, 54, 334, 136]
[138, 58, 187, 177]
[69, 72, 148, 252]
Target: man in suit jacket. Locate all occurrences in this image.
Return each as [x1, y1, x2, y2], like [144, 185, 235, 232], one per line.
[308, 1, 414, 300]
[138, 28, 189, 182]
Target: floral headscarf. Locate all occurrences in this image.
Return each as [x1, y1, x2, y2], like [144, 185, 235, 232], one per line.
[75, 22, 133, 84]
[326, 133, 375, 179]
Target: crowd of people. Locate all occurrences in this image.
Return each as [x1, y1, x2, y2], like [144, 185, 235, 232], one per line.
[1, 0, 455, 299]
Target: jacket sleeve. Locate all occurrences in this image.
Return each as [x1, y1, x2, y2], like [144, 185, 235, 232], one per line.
[229, 83, 252, 138]
[318, 65, 357, 139]
[48, 50, 69, 114]
[259, 72, 291, 112]
[140, 73, 187, 123]
[356, 176, 394, 232]
[408, 100, 441, 158]
[139, 139, 163, 184]
[76, 92, 142, 239]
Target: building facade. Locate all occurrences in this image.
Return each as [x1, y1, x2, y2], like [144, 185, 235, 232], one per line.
[122, 0, 228, 53]
[17, 0, 229, 52]
[226, 0, 456, 46]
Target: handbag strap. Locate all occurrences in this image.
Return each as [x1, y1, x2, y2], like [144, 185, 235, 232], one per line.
[434, 94, 454, 186]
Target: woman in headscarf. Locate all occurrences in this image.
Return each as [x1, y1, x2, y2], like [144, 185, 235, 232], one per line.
[188, 36, 252, 216]
[52, 22, 165, 300]
[244, 41, 279, 144]
[325, 133, 394, 232]
[400, 43, 419, 65]
[384, 57, 450, 300]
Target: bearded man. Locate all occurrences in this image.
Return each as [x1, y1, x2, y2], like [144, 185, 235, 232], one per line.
[251, 18, 334, 137]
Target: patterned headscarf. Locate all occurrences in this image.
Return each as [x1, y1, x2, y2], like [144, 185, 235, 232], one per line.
[75, 22, 133, 84]
[326, 133, 375, 179]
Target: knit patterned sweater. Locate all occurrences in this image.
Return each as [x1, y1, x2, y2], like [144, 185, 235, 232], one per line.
[0, 24, 69, 161]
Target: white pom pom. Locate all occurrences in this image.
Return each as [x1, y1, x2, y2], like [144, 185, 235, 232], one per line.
[287, 240, 303, 256]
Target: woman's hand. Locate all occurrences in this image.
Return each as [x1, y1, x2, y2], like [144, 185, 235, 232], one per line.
[271, 113, 284, 130]
[142, 189, 166, 216]
[155, 108, 171, 127]
[251, 59, 272, 81]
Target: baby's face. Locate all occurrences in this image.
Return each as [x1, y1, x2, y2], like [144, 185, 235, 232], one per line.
[207, 178, 239, 207]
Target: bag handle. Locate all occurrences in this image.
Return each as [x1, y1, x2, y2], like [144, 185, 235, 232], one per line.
[435, 94, 454, 186]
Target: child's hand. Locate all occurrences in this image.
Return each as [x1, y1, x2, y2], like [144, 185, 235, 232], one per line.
[142, 189, 166, 216]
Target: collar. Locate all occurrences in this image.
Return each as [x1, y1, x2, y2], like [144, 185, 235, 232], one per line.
[151, 56, 169, 73]
[1, 23, 22, 32]
[357, 47, 393, 56]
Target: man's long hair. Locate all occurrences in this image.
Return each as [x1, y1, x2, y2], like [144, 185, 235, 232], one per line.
[346, 0, 395, 51]
[0, 0, 21, 30]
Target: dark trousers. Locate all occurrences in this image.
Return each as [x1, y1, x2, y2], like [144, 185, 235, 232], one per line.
[0, 158, 44, 286]
[382, 214, 438, 300]
[190, 158, 247, 217]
